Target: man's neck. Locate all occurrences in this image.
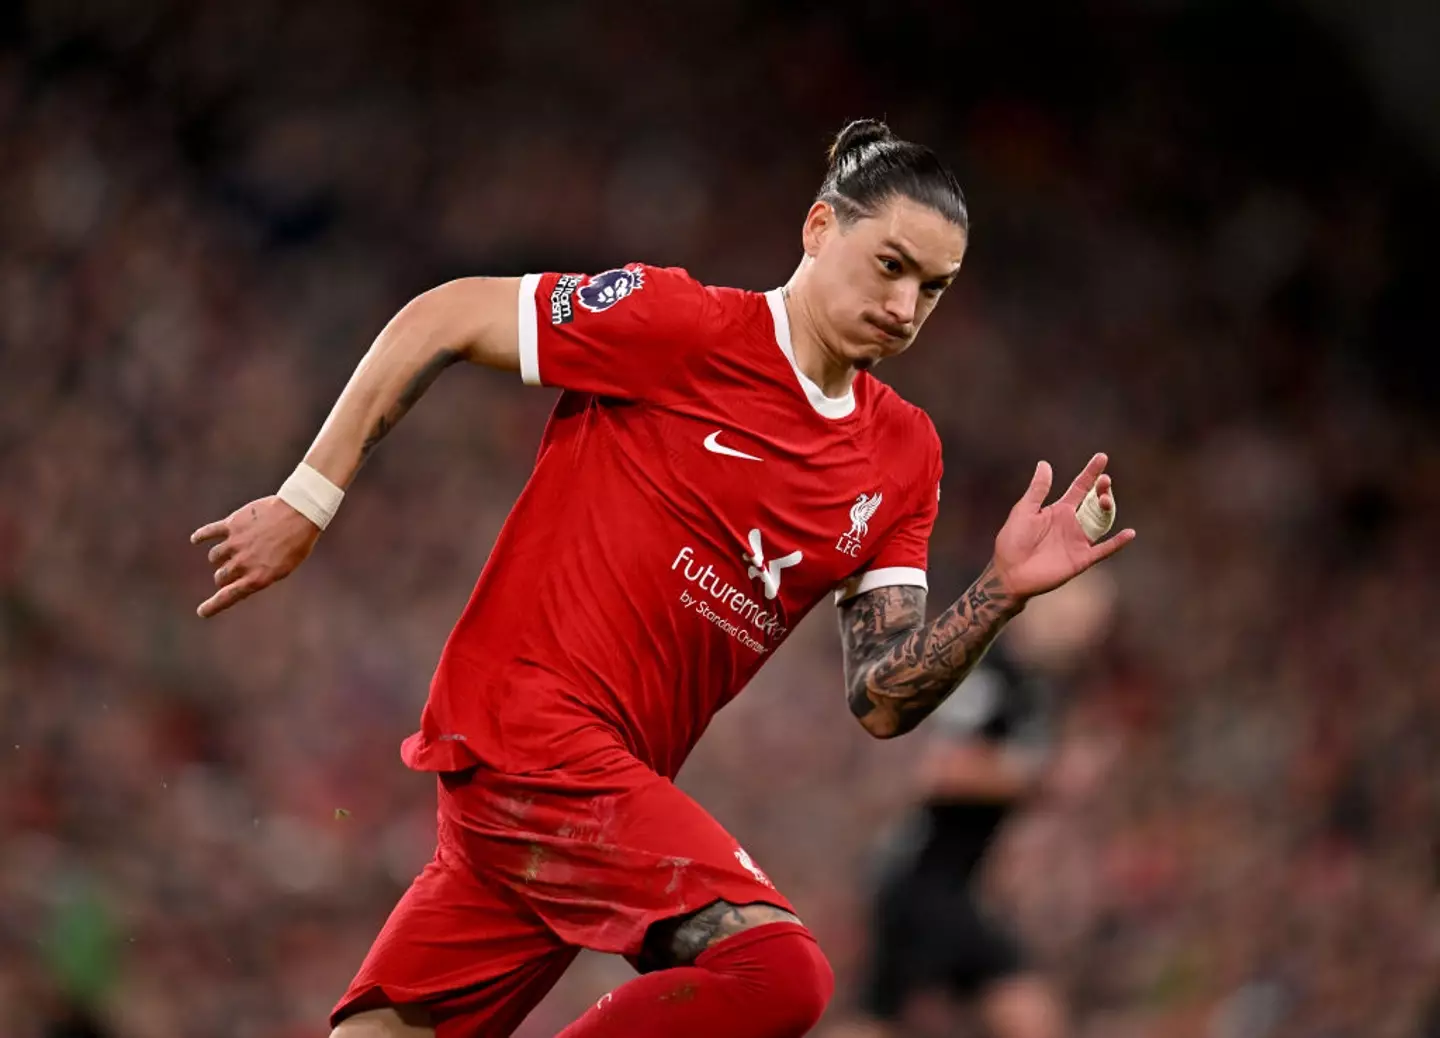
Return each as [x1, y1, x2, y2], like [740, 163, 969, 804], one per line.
[781, 278, 859, 400]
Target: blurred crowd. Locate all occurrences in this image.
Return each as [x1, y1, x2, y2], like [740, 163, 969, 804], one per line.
[1, 2, 1437, 1036]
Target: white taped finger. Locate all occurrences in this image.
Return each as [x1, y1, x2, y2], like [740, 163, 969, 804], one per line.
[1076, 484, 1115, 542]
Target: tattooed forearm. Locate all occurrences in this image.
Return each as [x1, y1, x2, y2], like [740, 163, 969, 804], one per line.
[359, 348, 463, 462]
[839, 561, 1022, 738]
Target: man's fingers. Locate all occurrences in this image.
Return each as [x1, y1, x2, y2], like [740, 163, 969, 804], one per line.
[207, 541, 236, 566]
[213, 561, 243, 588]
[1094, 474, 1116, 516]
[1098, 475, 1115, 514]
[1017, 461, 1054, 511]
[197, 577, 259, 619]
[1086, 527, 1136, 565]
[191, 519, 228, 544]
[1059, 453, 1109, 509]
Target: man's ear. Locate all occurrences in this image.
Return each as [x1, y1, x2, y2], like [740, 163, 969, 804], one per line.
[802, 200, 836, 259]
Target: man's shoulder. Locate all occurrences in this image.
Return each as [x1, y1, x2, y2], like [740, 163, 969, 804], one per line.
[634, 265, 770, 336]
[637, 265, 761, 305]
[860, 376, 941, 458]
[697, 279, 772, 326]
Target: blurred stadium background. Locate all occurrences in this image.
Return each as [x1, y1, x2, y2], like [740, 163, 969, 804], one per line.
[2, 1, 1438, 1036]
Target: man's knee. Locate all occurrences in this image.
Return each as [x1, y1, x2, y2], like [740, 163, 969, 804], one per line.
[330, 1005, 434, 1038]
[757, 926, 834, 1034]
[642, 901, 834, 1036]
[696, 921, 834, 1037]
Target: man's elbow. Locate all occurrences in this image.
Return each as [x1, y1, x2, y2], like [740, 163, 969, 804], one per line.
[847, 688, 903, 740]
[858, 716, 903, 740]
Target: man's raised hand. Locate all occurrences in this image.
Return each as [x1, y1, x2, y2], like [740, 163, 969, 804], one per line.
[990, 453, 1135, 602]
[190, 496, 321, 618]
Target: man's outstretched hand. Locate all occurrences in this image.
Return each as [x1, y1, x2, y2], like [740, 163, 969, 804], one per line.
[991, 453, 1135, 602]
[190, 496, 321, 618]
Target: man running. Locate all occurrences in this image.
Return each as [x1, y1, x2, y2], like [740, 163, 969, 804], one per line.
[191, 119, 1134, 1038]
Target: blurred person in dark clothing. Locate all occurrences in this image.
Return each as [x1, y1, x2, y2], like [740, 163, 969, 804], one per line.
[840, 572, 1117, 1038]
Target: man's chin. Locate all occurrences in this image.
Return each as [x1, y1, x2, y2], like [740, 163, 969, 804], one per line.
[851, 345, 892, 371]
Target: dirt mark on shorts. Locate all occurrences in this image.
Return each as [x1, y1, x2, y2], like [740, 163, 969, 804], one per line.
[663, 857, 693, 894]
[523, 843, 547, 882]
[659, 982, 698, 1004]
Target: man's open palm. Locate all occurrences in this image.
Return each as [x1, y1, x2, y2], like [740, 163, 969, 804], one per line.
[992, 453, 1135, 601]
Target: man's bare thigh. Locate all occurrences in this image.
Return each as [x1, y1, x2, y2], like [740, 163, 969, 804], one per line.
[330, 1005, 434, 1037]
[641, 899, 802, 970]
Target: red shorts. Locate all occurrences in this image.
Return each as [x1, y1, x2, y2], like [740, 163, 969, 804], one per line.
[332, 744, 794, 1034]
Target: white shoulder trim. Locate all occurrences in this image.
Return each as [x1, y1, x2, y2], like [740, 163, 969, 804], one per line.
[834, 566, 928, 605]
[518, 273, 542, 386]
[764, 289, 855, 420]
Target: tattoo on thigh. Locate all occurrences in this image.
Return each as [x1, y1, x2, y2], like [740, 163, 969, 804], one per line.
[658, 900, 800, 967]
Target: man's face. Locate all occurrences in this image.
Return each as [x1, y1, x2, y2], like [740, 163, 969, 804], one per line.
[803, 195, 967, 369]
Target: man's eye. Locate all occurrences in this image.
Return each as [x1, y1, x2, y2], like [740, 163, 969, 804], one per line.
[879, 257, 902, 275]
[922, 282, 946, 297]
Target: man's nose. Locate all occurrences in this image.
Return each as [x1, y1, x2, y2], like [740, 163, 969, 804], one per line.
[885, 282, 918, 326]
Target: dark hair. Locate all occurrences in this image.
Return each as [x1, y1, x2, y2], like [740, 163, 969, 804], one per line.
[818, 119, 969, 232]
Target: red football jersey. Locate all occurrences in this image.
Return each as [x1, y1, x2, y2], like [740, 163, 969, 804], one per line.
[401, 265, 942, 780]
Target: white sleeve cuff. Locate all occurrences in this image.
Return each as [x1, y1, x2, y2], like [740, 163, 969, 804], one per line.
[517, 273, 542, 386]
[835, 566, 928, 604]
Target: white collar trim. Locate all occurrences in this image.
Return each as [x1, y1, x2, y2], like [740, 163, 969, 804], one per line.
[764, 289, 856, 420]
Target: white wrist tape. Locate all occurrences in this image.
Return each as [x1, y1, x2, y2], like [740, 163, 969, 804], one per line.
[278, 462, 344, 530]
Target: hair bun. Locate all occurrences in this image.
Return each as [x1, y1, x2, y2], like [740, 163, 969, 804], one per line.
[815, 119, 969, 232]
[828, 119, 893, 166]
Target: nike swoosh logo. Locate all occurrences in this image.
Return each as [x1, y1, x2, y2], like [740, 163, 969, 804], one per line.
[703, 431, 762, 462]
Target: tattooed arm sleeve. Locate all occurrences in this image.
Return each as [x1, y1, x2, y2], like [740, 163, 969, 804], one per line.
[838, 562, 1024, 738]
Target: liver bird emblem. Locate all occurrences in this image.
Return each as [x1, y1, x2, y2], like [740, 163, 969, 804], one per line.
[836, 492, 883, 556]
